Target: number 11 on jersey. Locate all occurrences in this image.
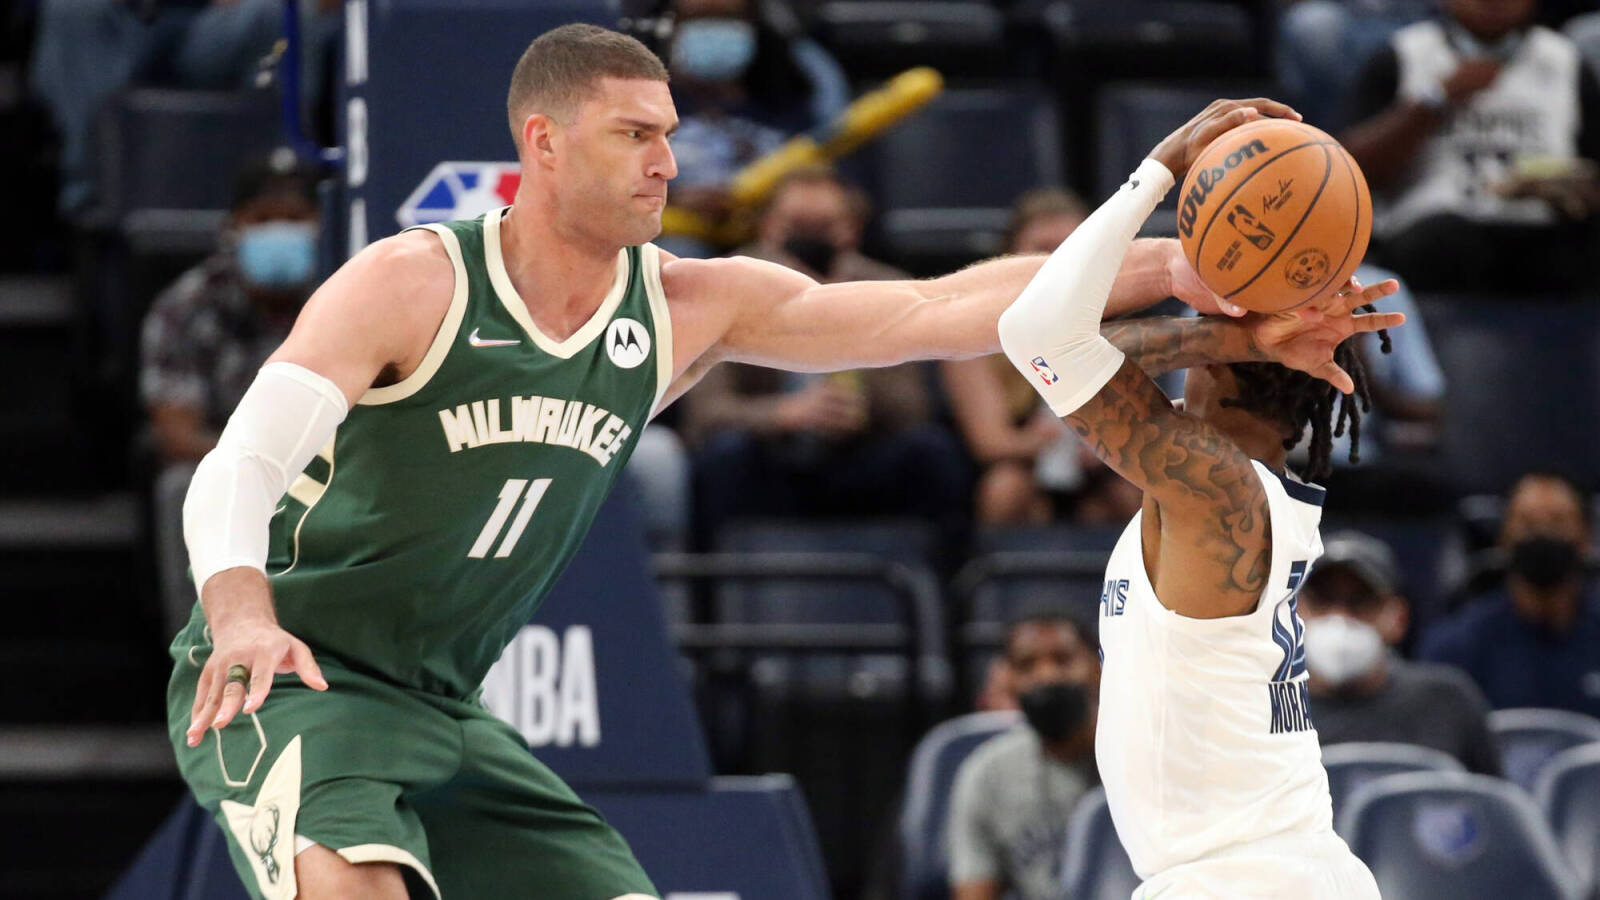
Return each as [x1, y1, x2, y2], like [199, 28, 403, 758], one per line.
[469, 478, 553, 558]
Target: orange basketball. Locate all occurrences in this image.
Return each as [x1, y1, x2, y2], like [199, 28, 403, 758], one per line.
[1175, 118, 1371, 314]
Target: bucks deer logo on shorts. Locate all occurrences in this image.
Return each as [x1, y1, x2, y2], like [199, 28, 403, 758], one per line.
[250, 805, 283, 883]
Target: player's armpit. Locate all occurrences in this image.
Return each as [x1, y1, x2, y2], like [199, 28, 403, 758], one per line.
[1066, 358, 1270, 617]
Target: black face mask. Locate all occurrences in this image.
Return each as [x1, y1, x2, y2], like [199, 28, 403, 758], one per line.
[782, 234, 839, 277]
[1018, 681, 1089, 742]
[1510, 537, 1583, 591]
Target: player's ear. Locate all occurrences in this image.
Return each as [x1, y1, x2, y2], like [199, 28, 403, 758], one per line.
[523, 113, 559, 169]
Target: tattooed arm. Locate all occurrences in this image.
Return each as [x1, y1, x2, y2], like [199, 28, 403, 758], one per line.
[1102, 316, 1266, 378]
[1066, 359, 1272, 618]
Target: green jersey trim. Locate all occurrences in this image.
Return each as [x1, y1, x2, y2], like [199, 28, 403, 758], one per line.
[639, 242, 675, 418]
[482, 207, 631, 359]
[358, 224, 471, 407]
[273, 437, 336, 577]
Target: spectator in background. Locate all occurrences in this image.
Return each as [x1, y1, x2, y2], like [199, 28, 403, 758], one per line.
[1275, 0, 1436, 131]
[947, 607, 1099, 900]
[1301, 531, 1502, 774]
[140, 149, 319, 633]
[661, 0, 848, 255]
[684, 167, 967, 547]
[1342, 0, 1600, 292]
[942, 189, 1141, 526]
[29, 0, 293, 215]
[1420, 471, 1600, 716]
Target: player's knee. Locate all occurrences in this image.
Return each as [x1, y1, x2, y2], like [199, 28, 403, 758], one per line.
[294, 844, 408, 900]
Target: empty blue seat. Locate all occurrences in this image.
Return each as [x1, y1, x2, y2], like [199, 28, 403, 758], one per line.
[1535, 743, 1600, 891]
[1490, 708, 1600, 794]
[1092, 81, 1270, 235]
[869, 86, 1064, 272]
[1322, 742, 1465, 831]
[1043, 0, 1257, 79]
[897, 711, 1022, 900]
[814, 2, 1008, 79]
[1339, 771, 1589, 900]
[1060, 786, 1141, 900]
[95, 89, 282, 253]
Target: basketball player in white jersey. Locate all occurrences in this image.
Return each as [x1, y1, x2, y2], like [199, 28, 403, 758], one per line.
[997, 103, 1404, 899]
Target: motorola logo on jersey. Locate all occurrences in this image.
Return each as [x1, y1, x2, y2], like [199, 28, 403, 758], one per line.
[606, 317, 650, 369]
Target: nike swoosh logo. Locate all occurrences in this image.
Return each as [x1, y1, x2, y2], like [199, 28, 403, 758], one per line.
[468, 327, 521, 348]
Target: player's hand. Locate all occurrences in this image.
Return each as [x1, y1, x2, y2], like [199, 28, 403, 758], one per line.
[1165, 248, 1246, 317]
[186, 615, 327, 747]
[1245, 277, 1406, 394]
[1149, 98, 1301, 182]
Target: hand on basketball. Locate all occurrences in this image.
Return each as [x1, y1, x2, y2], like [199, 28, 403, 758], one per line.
[1245, 276, 1406, 394]
[1166, 250, 1247, 317]
[187, 611, 327, 747]
[1149, 98, 1302, 181]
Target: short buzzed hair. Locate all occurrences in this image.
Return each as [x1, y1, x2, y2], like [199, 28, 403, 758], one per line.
[506, 23, 668, 139]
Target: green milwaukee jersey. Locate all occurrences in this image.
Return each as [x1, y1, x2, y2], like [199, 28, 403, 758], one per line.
[261, 209, 671, 699]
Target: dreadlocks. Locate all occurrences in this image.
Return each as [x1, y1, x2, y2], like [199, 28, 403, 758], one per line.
[1221, 305, 1393, 483]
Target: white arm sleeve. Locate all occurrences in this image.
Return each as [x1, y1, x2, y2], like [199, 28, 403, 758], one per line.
[997, 157, 1175, 417]
[182, 362, 349, 597]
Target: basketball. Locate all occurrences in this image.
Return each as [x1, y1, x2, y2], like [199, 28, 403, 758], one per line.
[1175, 118, 1371, 314]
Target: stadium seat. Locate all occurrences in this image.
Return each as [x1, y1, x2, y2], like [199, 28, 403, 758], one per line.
[1092, 81, 1269, 234]
[1535, 742, 1600, 891]
[1321, 742, 1465, 831]
[1060, 786, 1141, 900]
[1040, 0, 1257, 80]
[897, 710, 1022, 900]
[954, 539, 1109, 688]
[868, 86, 1065, 274]
[813, 2, 1009, 80]
[93, 89, 282, 254]
[1339, 771, 1589, 900]
[1417, 293, 1600, 494]
[1490, 708, 1600, 794]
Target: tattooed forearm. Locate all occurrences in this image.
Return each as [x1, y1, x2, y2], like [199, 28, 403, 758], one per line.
[1101, 317, 1269, 378]
[1067, 357, 1271, 601]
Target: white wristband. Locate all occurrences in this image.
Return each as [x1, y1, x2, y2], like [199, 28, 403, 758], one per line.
[182, 362, 349, 597]
[997, 158, 1174, 416]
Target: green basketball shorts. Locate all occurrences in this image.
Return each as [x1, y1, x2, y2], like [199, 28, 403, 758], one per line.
[166, 627, 657, 900]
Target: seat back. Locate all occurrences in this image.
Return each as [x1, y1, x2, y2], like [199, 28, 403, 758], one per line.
[1339, 772, 1590, 900]
[1490, 708, 1600, 793]
[897, 711, 1022, 900]
[1321, 742, 1465, 829]
[1535, 743, 1600, 890]
[1060, 786, 1141, 900]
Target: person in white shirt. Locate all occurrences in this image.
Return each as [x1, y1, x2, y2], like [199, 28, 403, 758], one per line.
[997, 100, 1404, 898]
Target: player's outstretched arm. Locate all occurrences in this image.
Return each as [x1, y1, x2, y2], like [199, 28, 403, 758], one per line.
[183, 230, 452, 746]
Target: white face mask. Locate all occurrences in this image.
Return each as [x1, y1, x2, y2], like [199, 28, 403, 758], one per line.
[1303, 614, 1385, 687]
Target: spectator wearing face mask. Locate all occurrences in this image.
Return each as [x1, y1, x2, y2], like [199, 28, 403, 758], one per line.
[1420, 471, 1600, 716]
[684, 166, 968, 548]
[140, 148, 321, 633]
[946, 607, 1100, 900]
[1301, 531, 1501, 774]
[661, 0, 849, 254]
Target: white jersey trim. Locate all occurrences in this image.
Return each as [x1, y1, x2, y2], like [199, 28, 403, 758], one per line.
[639, 242, 675, 418]
[483, 206, 629, 359]
[358, 224, 471, 406]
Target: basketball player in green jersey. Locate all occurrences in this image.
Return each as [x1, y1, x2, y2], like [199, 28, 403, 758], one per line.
[169, 23, 1387, 900]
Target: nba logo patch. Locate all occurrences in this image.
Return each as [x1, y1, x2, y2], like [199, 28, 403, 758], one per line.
[397, 161, 521, 227]
[606, 318, 650, 369]
[1030, 356, 1059, 386]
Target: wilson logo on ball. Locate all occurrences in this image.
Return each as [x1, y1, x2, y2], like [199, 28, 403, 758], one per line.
[1177, 139, 1269, 239]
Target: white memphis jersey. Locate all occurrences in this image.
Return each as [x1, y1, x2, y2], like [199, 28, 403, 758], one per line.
[1095, 460, 1334, 880]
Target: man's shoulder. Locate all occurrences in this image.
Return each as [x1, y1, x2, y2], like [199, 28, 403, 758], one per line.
[958, 726, 1037, 779]
[1423, 594, 1513, 643]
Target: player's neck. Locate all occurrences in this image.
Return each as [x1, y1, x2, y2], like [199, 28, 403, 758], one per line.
[498, 197, 622, 341]
[1218, 415, 1290, 473]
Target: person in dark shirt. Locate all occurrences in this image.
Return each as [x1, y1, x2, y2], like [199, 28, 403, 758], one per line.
[1341, 0, 1600, 291]
[1301, 531, 1502, 774]
[1420, 471, 1600, 716]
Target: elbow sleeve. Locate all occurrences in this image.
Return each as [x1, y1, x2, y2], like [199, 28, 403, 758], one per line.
[998, 158, 1174, 416]
[182, 362, 349, 597]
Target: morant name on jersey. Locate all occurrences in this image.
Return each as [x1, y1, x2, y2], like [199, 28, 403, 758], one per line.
[437, 395, 633, 467]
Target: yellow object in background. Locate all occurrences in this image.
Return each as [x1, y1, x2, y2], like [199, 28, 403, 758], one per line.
[663, 68, 945, 246]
